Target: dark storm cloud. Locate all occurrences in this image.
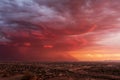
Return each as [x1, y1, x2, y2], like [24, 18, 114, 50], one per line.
[0, 0, 120, 61]
[0, 0, 94, 47]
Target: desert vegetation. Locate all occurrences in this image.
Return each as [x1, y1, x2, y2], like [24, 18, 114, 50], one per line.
[0, 62, 119, 80]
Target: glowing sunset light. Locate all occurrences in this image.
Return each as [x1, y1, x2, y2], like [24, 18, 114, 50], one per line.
[0, 0, 120, 61]
[69, 47, 120, 61]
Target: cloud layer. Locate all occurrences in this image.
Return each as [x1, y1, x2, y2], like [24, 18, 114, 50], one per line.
[0, 0, 120, 61]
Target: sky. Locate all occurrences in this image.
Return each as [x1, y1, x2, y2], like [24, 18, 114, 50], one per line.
[0, 0, 120, 62]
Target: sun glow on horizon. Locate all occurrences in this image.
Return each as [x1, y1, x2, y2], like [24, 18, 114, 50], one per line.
[69, 48, 120, 61]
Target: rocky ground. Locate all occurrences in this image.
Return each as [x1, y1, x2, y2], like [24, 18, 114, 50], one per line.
[0, 62, 120, 80]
